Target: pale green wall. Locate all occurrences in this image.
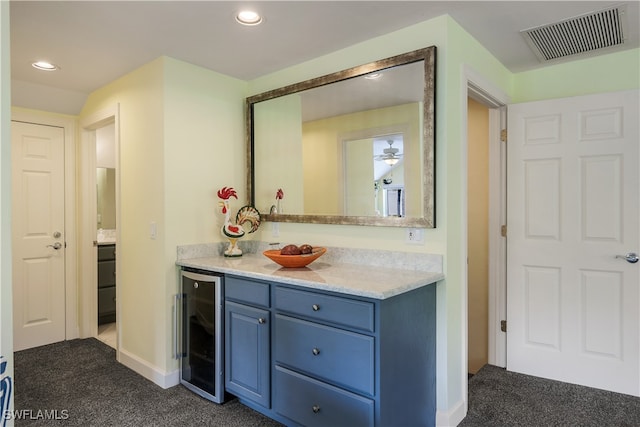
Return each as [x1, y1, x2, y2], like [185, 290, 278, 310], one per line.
[513, 48, 640, 102]
[163, 57, 247, 373]
[81, 58, 168, 370]
[80, 57, 247, 374]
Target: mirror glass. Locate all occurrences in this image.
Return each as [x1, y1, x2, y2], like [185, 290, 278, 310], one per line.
[97, 167, 116, 229]
[248, 46, 435, 227]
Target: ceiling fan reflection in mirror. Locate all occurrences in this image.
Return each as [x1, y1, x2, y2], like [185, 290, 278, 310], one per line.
[374, 140, 403, 165]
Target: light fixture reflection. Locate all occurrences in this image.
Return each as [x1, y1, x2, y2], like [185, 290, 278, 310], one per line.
[384, 157, 399, 166]
[364, 72, 382, 80]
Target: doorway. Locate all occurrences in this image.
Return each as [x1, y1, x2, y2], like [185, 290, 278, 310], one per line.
[464, 75, 509, 384]
[467, 97, 490, 374]
[79, 105, 120, 356]
[95, 123, 117, 349]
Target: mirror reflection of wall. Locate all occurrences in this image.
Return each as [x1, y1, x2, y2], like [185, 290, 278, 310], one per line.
[299, 103, 420, 217]
[254, 95, 304, 215]
[345, 135, 406, 217]
[96, 122, 116, 230]
[97, 168, 116, 229]
[344, 138, 375, 216]
[252, 58, 426, 220]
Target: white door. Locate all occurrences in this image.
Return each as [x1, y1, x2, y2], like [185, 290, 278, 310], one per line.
[12, 121, 66, 351]
[506, 90, 639, 396]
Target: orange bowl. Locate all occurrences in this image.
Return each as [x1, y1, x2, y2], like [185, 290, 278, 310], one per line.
[263, 247, 327, 268]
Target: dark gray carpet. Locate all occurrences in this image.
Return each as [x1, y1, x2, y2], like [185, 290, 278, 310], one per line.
[14, 338, 283, 426]
[460, 364, 640, 427]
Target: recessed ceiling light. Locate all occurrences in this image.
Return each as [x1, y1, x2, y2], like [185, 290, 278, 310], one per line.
[236, 10, 262, 26]
[32, 61, 59, 71]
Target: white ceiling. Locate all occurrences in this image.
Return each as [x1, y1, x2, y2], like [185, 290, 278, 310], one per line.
[10, 1, 640, 115]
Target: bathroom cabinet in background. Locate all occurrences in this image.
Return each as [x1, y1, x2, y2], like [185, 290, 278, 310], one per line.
[97, 244, 116, 325]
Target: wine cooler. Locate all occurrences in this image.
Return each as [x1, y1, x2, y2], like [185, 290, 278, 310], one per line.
[178, 268, 225, 403]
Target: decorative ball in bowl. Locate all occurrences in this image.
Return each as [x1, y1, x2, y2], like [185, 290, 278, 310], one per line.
[263, 246, 327, 268]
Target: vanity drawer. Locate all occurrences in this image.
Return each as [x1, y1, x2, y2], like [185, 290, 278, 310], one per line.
[98, 244, 116, 261]
[97, 260, 116, 288]
[274, 365, 374, 427]
[275, 314, 374, 395]
[225, 276, 270, 308]
[274, 286, 374, 332]
[98, 286, 116, 314]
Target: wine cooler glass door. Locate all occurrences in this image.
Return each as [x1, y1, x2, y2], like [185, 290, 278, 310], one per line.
[180, 270, 224, 403]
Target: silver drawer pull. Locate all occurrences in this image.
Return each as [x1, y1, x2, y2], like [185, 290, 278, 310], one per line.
[194, 282, 199, 289]
[312, 304, 320, 311]
[258, 318, 266, 324]
[312, 347, 320, 356]
[312, 405, 321, 414]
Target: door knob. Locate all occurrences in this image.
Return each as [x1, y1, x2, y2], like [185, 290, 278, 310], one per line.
[616, 252, 639, 263]
[47, 242, 62, 250]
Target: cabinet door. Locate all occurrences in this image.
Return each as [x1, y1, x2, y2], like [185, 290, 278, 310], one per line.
[225, 301, 270, 408]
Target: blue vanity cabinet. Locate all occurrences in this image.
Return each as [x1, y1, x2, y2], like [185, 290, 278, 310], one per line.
[272, 284, 436, 427]
[223, 274, 437, 427]
[224, 276, 271, 409]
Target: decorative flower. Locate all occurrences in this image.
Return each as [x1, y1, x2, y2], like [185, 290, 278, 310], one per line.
[276, 188, 284, 200]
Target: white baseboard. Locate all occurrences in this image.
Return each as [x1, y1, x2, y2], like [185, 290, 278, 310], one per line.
[436, 399, 467, 427]
[117, 347, 180, 389]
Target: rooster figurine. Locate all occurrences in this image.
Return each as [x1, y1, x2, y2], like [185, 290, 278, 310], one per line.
[217, 187, 261, 257]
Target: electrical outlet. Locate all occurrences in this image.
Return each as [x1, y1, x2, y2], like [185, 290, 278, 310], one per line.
[406, 228, 424, 244]
[271, 222, 279, 237]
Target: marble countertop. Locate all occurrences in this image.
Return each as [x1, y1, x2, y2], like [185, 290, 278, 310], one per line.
[177, 251, 443, 300]
[97, 229, 116, 245]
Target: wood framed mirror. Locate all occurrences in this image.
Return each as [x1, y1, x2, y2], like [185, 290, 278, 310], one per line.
[246, 46, 436, 227]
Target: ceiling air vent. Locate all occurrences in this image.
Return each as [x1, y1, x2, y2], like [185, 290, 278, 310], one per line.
[522, 5, 626, 62]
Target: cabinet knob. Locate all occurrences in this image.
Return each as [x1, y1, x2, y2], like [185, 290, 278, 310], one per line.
[312, 304, 320, 311]
[194, 282, 199, 289]
[258, 318, 266, 324]
[312, 347, 320, 356]
[312, 405, 321, 414]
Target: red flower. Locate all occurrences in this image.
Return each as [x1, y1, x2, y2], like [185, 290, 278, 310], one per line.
[276, 188, 284, 200]
[217, 187, 238, 200]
